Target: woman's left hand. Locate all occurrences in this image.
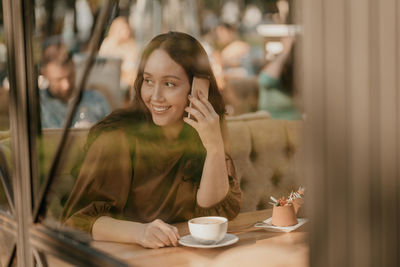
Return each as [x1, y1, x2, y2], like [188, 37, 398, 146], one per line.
[183, 92, 224, 153]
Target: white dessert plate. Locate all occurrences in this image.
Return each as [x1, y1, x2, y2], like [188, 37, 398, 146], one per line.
[254, 217, 308, 233]
[178, 233, 239, 248]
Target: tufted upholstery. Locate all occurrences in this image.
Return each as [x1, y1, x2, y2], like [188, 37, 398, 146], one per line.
[226, 112, 304, 212]
[0, 112, 304, 216]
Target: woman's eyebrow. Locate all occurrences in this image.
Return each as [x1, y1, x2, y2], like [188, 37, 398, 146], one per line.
[143, 72, 181, 80]
[143, 72, 152, 76]
[163, 75, 181, 80]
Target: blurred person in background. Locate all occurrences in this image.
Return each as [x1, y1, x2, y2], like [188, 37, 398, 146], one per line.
[258, 36, 301, 120]
[215, 23, 250, 78]
[199, 3, 265, 115]
[40, 40, 111, 128]
[272, 0, 290, 24]
[215, 0, 264, 78]
[99, 16, 139, 98]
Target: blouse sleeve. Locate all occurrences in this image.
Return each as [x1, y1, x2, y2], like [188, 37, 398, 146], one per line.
[62, 130, 133, 233]
[194, 155, 242, 220]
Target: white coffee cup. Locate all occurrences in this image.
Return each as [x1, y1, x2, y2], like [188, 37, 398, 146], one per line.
[188, 216, 228, 245]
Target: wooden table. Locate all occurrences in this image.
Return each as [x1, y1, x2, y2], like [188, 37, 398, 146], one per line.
[92, 209, 309, 267]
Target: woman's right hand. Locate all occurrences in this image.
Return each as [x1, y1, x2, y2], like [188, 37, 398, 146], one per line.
[138, 219, 180, 248]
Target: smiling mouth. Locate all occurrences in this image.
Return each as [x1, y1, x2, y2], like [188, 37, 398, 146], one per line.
[151, 104, 171, 113]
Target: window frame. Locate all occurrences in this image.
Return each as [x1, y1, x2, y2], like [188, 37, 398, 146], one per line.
[0, 0, 128, 266]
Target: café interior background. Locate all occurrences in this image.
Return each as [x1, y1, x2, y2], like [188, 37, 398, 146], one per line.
[0, 0, 399, 266]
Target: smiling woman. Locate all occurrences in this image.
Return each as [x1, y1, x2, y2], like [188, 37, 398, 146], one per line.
[61, 32, 242, 249]
[141, 49, 191, 133]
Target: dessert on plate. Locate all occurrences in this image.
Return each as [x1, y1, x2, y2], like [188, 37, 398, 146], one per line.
[269, 186, 305, 227]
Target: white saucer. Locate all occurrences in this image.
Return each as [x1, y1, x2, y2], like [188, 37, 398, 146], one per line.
[254, 217, 308, 233]
[178, 233, 239, 248]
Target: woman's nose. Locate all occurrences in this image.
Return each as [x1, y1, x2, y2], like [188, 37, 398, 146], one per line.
[151, 85, 165, 101]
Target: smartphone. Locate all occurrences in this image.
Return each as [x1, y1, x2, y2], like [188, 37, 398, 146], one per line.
[187, 77, 210, 119]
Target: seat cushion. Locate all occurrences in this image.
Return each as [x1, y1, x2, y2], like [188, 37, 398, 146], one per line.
[0, 114, 304, 216]
[227, 116, 303, 212]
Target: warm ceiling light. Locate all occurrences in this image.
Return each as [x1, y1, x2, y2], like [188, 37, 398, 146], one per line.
[256, 24, 302, 37]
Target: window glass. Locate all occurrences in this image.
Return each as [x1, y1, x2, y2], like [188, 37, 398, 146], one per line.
[34, 0, 118, 224]
[33, 251, 75, 267]
[0, 1, 16, 265]
[0, 155, 11, 215]
[0, 230, 15, 267]
[0, 0, 293, 266]
[0, 0, 12, 216]
[33, 0, 302, 255]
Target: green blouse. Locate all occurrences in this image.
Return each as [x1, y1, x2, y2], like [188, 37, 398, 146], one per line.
[62, 125, 242, 233]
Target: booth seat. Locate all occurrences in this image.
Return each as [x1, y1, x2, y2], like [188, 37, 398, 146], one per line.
[226, 112, 304, 211]
[0, 112, 304, 217]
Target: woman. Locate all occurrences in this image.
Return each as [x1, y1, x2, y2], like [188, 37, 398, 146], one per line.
[99, 16, 139, 89]
[258, 36, 301, 120]
[62, 32, 242, 248]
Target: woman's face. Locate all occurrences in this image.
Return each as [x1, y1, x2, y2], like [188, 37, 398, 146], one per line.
[140, 49, 191, 128]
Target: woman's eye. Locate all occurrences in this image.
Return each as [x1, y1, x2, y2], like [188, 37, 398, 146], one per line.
[165, 82, 175, 87]
[144, 78, 153, 85]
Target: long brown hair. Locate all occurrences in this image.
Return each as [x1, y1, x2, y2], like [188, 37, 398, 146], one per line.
[88, 31, 226, 143]
[79, 32, 228, 182]
[131, 31, 225, 118]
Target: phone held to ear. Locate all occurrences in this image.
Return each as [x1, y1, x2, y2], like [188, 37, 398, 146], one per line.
[187, 77, 210, 119]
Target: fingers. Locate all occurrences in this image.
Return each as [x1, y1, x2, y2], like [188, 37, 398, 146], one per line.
[160, 224, 179, 247]
[188, 94, 211, 116]
[152, 227, 173, 247]
[171, 225, 180, 239]
[154, 221, 179, 247]
[197, 91, 215, 113]
[144, 219, 180, 248]
[141, 230, 164, 249]
[183, 92, 220, 131]
[185, 92, 217, 122]
[165, 222, 180, 246]
[141, 225, 165, 248]
[185, 106, 204, 122]
[148, 234, 166, 248]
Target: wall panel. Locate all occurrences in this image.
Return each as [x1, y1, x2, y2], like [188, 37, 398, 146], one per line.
[397, 1, 400, 265]
[300, 0, 327, 266]
[348, 0, 372, 266]
[324, 0, 349, 266]
[378, 1, 398, 267]
[300, 0, 400, 266]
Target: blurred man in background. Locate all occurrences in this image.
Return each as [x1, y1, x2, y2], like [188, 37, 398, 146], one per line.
[40, 41, 111, 128]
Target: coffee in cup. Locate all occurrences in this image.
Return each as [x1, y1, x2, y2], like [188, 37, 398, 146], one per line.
[188, 216, 228, 245]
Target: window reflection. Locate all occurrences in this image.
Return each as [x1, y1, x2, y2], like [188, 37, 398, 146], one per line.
[0, 0, 12, 216]
[33, 0, 302, 129]
[0, 26, 8, 132]
[0, 1, 14, 264]
[34, 0, 303, 245]
[39, 41, 111, 129]
[0, 230, 15, 267]
[0, 128, 12, 215]
[0, 0, 303, 265]
[35, 1, 116, 132]
[34, 0, 118, 222]
[41, 128, 87, 222]
[33, 250, 75, 267]
[0, 179, 10, 215]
